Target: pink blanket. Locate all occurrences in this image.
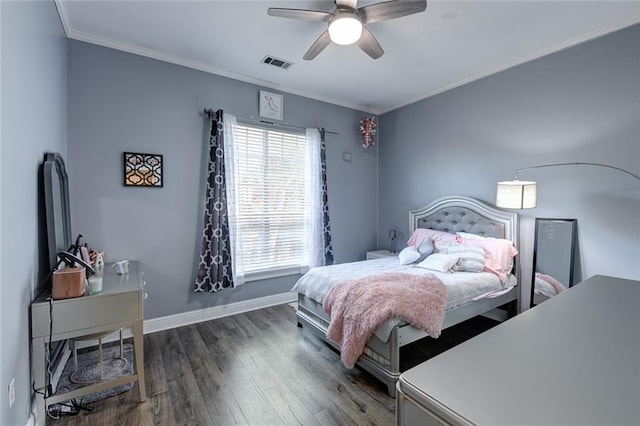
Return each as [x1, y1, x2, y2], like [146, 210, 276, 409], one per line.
[322, 272, 448, 368]
[536, 272, 567, 294]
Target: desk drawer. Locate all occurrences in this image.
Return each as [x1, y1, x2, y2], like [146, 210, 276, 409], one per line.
[32, 291, 141, 338]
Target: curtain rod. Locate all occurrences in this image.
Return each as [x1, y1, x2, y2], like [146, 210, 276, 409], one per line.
[202, 108, 339, 136]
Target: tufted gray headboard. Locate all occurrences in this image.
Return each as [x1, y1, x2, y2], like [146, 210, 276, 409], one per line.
[409, 195, 519, 248]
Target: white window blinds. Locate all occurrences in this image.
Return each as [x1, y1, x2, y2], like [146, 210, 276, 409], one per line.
[232, 123, 309, 274]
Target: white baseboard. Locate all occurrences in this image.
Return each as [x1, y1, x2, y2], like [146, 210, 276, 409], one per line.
[74, 291, 297, 348]
[144, 291, 297, 334]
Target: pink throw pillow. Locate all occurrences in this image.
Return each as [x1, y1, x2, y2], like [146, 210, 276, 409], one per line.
[463, 238, 518, 282]
[407, 228, 458, 248]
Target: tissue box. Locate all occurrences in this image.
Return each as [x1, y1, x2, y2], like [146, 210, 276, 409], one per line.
[52, 267, 86, 299]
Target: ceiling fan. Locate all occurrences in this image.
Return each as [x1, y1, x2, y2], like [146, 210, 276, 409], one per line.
[267, 0, 427, 60]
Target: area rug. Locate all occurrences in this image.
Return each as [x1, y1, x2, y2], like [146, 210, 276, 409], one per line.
[51, 343, 134, 406]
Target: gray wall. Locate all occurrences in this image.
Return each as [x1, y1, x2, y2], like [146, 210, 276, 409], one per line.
[67, 40, 378, 320]
[0, 1, 68, 425]
[378, 25, 640, 309]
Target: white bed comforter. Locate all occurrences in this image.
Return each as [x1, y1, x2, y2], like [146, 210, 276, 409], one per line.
[292, 257, 516, 342]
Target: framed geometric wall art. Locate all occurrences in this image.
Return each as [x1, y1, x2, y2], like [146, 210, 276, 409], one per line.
[123, 152, 163, 187]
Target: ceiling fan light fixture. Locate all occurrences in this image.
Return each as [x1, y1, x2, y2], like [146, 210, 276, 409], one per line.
[328, 15, 363, 45]
[268, 0, 427, 60]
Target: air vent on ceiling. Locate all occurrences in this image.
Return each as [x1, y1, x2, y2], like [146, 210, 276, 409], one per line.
[261, 55, 293, 70]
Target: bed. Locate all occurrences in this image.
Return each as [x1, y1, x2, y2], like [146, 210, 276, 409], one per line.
[293, 195, 520, 396]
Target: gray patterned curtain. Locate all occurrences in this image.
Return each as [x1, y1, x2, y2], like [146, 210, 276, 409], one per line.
[320, 129, 334, 265]
[194, 109, 234, 292]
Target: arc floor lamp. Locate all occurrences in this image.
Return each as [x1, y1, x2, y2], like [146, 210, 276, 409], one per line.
[496, 162, 640, 209]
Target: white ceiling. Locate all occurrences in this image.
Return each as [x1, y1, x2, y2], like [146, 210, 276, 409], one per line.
[56, 1, 639, 114]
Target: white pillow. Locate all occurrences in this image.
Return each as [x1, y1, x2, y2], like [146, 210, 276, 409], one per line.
[398, 246, 421, 265]
[417, 239, 434, 255]
[448, 243, 486, 273]
[433, 240, 451, 253]
[416, 253, 459, 273]
[415, 239, 434, 262]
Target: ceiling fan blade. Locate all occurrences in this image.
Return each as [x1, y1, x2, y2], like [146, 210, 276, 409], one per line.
[357, 26, 384, 60]
[267, 8, 333, 22]
[358, 0, 427, 24]
[303, 30, 332, 60]
[336, 0, 358, 8]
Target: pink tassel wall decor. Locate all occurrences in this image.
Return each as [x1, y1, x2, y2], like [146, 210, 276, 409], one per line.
[360, 117, 376, 149]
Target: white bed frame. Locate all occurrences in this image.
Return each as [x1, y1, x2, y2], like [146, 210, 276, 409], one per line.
[295, 196, 520, 396]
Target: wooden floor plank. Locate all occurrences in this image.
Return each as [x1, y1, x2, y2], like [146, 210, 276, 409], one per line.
[314, 406, 360, 426]
[160, 328, 203, 398]
[144, 332, 169, 397]
[228, 384, 283, 425]
[179, 324, 248, 424]
[279, 371, 329, 415]
[262, 383, 322, 426]
[166, 381, 214, 426]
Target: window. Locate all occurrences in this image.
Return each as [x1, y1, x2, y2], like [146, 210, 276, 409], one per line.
[232, 123, 310, 276]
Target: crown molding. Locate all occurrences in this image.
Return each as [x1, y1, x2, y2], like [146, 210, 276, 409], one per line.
[72, 30, 378, 114]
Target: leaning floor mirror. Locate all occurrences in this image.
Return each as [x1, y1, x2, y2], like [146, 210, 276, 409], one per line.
[531, 218, 578, 307]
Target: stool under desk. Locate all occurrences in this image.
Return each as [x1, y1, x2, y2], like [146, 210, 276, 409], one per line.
[31, 261, 146, 425]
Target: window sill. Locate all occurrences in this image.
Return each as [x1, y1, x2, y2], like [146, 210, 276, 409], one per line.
[244, 266, 309, 282]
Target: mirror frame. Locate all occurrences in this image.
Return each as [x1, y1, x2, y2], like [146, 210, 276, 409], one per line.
[43, 152, 72, 271]
[531, 218, 577, 307]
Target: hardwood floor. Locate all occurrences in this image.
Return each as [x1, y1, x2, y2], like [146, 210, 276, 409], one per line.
[46, 304, 499, 425]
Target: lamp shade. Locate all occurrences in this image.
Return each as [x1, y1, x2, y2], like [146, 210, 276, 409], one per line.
[328, 16, 362, 45]
[496, 180, 537, 209]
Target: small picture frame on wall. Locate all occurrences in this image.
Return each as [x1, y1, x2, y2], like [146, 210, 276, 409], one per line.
[259, 90, 283, 121]
[123, 152, 163, 187]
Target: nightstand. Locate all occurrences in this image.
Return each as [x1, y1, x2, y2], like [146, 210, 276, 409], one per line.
[366, 250, 397, 260]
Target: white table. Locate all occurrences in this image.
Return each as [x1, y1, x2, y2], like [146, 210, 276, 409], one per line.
[397, 275, 640, 425]
[31, 261, 146, 425]
[366, 249, 396, 259]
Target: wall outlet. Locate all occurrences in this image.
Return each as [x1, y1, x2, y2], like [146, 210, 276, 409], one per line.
[8, 377, 15, 408]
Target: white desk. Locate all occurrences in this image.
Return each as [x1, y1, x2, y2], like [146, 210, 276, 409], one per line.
[397, 275, 640, 425]
[31, 261, 146, 425]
